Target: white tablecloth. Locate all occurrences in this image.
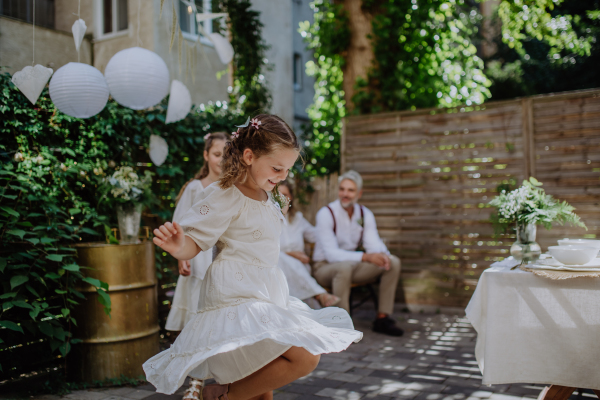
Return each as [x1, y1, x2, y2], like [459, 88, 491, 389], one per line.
[466, 261, 600, 389]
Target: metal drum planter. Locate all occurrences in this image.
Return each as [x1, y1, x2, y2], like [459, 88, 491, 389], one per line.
[69, 241, 159, 382]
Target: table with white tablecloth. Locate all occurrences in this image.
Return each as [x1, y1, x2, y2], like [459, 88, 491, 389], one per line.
[465, 262, 600, 390]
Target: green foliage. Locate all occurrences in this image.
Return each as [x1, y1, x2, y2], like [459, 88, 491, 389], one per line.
[216, 0, 271, 115]
[497, 0, 593, 61]
[298, 0, 349, 177]
[488, 177, 587, 234]
[355, 0, 491, 114]
[483, 0, 600, 100]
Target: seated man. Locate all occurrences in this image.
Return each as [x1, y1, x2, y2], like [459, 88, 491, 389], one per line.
[313, 170, 403, 336]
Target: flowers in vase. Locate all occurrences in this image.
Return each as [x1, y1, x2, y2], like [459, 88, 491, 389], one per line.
[102, 166, 154, 205]
[488, 177, 586, 234]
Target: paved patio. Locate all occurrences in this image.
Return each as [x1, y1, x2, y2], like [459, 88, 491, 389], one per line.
[22, 307, 597, 400]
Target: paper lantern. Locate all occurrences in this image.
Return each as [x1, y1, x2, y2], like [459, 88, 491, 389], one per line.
[12, 65, 53, 105]
[104, 47, 170, 110]
[49, 62, 109, 118]
[209, 33, 234, 65]
[72, 19, 87, 52]
[149, 134, 169, 166]
[165, 80, 192, 124]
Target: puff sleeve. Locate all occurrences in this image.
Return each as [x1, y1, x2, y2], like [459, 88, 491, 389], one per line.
[178, 185, 242, 252]
[172, 180, 203, 224]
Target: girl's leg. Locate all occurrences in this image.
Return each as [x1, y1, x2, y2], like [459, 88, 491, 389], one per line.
[247, 392, 273, 400]
[227, 347, 320, 400]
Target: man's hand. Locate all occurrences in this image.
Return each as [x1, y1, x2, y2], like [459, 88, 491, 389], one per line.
[286, 251, 310, 264]
[362, 253, 391, 270]
[178, 260, 191, 276]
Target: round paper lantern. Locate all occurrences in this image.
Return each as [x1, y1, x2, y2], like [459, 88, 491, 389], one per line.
[104, 47, 170, 110]
[165, 80, 192, 124]
[209, 33, 234, 65]
[149, 134, 169, 166]
[49, 62, 109, 118]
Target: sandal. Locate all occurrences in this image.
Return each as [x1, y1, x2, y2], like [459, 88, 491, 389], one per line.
[201, 383, 231, 400]
[316, 293, 340, 308]
[183, 379, 204, 400]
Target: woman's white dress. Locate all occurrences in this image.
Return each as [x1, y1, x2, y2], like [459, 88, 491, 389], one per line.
[278, 212, 326, 301]
[165, 180, 212, 331]
[143, 184, 362, 394]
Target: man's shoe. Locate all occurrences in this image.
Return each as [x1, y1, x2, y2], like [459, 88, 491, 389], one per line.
[372, 316, 404, 336]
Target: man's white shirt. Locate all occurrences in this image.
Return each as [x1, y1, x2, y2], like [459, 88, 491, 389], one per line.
[313, 199, 389, 263]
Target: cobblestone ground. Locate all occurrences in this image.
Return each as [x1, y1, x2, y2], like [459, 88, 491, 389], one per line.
[21, 308, 597, 400]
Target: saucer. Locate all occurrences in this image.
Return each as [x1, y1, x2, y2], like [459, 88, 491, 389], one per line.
[537, 257, 600, 268]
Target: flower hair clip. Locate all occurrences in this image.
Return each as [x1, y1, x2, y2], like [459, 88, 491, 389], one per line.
[231, 131, 239, 139]
[251, 118, 262, 129]
[204, 133, 211, 140]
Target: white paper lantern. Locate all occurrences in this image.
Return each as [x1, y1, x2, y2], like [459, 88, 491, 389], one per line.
[209, 33, 234, 65]
[72, 19, 87, 52]
[166, 80, 192, 124]
[104, 47, 170, 110]
[12, 64, 53, 105]
[149, 134, 169, 166]
[49, 62, 109, 118]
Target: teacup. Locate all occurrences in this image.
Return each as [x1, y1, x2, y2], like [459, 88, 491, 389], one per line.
[548, 245, 598, 265]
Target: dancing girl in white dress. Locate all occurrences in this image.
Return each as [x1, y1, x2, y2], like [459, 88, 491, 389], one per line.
[144, 115, 362, 399]
[277, 182, 339, 308]
[164, 132, 228, 400]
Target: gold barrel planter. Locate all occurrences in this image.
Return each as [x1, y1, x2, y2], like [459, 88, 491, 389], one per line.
[69, 241, 159, 383]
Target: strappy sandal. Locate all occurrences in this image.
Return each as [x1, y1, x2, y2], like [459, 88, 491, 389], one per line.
[316, 293, 340, 308]
[183, 379, 204, 400]
[201, 383, 231, 400]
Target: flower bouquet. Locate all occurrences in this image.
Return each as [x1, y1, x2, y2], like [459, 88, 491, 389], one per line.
[102, 167, 154, 244]
[489, 177, 586, 261]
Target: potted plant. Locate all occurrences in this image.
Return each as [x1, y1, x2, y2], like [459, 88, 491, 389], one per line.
[101, 166, 154, 244]
[489, 177, 586, 262]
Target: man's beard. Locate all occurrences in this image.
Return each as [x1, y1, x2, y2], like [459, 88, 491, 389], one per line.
[340, 198, 356, 209]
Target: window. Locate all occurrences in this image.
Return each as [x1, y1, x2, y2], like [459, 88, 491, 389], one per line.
[179, 0, 219, 38]
[293, 53, 303, 91]
[102, 0, 127, 35]
[0, 0, 55, 29]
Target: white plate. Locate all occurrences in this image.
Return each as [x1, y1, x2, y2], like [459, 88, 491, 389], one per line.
[527, 263, 600, 272]
[538, 257, 600, 268]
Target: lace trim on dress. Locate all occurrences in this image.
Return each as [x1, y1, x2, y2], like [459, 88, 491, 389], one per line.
[194, 298, 271, 314]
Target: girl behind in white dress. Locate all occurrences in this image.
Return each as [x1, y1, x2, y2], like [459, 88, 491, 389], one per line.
[277, 181, 339, 308]
[144, 114, 362, 400]
[164, 132, 228, 400]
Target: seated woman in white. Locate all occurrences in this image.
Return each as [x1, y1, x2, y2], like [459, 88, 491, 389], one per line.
[278, 181, 339, 308]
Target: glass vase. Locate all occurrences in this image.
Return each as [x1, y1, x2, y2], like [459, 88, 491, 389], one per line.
[510, 222, 542, 263]
[116, 203, 142, 244]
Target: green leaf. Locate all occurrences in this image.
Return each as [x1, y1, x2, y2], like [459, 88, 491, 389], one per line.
[70, 317, 78, 327]
[10, 275, 28, 289]
[0, 320, 23, 334]
[97, 289, 112, 316]
[82, 277, 102, 288]
[45, 272, 61, 280]
[7, 229, 26, 239]
[25, 284, 40, 297]
[38, 322, 53, 337]
[0, 292, 16, 299]
[13, 300, 34, 309]
[61, 264, 80, 272]
[61, 308, 70, 317]
[0, 206, 19, 218]
[68, 208, 81, 215]
[46, 254, 63, 262]
[0, 258, 6, 272]
[40, 237, 58, 244]
[2, 302, 13, 311]
[53, 326, 66, 341]
[26, 238, 40, 245]
[29, 307, 40, 319]
[55, 289, 67, 294]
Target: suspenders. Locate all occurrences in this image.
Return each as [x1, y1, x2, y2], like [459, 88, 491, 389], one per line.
[326, 205, 365, 250]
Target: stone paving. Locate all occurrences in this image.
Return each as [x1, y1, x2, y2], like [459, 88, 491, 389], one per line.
[17, 307, 598, 400]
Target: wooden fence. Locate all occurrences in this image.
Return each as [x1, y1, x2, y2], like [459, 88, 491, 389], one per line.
[340, 88, 600, 307]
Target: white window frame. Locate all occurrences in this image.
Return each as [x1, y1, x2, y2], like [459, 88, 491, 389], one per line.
[94, 0, 129, 41]
[179, 0, 216, 47]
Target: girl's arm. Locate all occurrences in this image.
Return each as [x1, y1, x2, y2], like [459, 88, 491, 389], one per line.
[153, 221, 202, 260]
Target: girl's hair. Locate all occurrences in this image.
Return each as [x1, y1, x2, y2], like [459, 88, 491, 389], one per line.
[219, 114, 300, 189]
[176, 131, 229, 203]
[278, 180, 296, 218]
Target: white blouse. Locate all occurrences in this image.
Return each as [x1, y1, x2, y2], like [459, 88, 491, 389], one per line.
[280, 212, 317, 253]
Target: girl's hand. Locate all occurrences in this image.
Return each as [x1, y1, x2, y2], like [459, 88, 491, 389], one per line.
[178, 260, 191, 276]
[153, 222, 186, 255]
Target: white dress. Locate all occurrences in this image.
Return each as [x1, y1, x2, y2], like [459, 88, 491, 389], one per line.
[165, 180, 212, 331]
[143, 184, 362, 394]
[278, 212, 326, 301]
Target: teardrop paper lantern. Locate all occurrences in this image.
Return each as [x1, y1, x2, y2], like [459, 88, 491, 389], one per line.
[104, 47, 170, 110]
[209, 33, 234, 65]
[165, 80, 192, 124]
[12, 64, 53, 105]
[149, 134, 169, 166]
[72, 19, 87, 52]
[49, 62, 109, 118]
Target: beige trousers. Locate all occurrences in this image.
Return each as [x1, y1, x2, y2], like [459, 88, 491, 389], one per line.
[313, 255, 401, 315]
